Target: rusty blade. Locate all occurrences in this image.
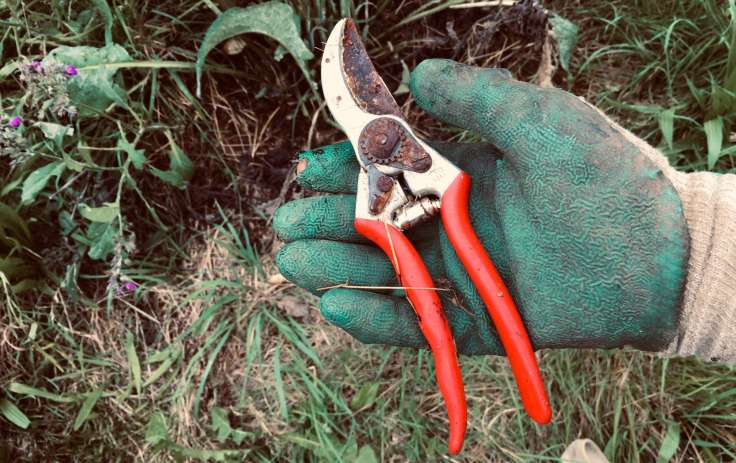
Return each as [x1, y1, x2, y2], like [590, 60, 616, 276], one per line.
[322, 19, 374, 142]
[340, 18, 401, 117]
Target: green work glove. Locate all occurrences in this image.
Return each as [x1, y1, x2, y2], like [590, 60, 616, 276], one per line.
[273, 59, 689, 355]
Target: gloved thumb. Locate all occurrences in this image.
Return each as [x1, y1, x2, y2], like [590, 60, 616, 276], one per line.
[409, 59, 597, 170]
[409, 59, 522, 151]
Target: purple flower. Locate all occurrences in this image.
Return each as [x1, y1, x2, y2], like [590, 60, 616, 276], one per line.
[123, 281, 138, 292]
[64, 65, 78, 76]
[30, 60, 42, 72]
[7, 116, 22, 128]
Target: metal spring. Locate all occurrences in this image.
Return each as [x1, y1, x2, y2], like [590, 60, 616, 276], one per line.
[393, 197, 441, 230]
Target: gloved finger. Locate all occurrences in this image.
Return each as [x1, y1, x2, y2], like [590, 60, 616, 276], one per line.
[320, 288, 504, 356]
[275, 239, 395, 294]
[273, 195, 365, 243]
[296, 140, 359, 193]
[320, 288, 425, 348]
[295, 138, 500, 193]
[272, 193, 447, 268]
[410, 59, 606, 173]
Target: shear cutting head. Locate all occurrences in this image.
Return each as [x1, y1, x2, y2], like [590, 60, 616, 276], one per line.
[321, 19, 460, 228]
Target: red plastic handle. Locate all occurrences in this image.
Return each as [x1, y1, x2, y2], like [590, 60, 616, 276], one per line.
[355, 218, 467, 454]
[440, 172, 551, 424]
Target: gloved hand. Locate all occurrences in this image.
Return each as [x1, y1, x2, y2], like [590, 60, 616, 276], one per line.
[273, 59, 693, 356]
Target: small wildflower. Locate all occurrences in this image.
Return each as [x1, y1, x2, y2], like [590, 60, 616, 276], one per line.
[7, 116, 22, 128]
[107, 231, 137, 297]
[1, 115, 30, 165]
[20, 59, 77, 120]
[123, 281, 138, 292]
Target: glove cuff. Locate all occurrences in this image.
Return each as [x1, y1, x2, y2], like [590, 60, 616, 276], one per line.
[663, 170, 736, 363]
[603, 104, 736, 364]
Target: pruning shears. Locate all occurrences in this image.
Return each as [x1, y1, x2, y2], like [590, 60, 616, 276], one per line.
[321, 18, 551, 453]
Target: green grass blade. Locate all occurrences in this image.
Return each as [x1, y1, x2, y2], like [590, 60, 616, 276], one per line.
[0, 398, 30, 429]
[126, 331, 143, 395]
[92, 0, 114, 46]
[272, 345, 289, 420]
[704, 116, 724, 169]
[192, 324, 233, 418]
[656, 422, 681, 463]
[8, 383, 76, 403]
[73, 390, 103, 431]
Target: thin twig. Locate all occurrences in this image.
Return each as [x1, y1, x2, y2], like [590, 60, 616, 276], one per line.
[384, 221, 401, 280]
[316, 283, 451, 292]
[306, 101, 326, 150]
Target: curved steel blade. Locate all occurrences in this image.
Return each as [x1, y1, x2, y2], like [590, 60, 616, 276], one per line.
[339, 18, 401, 117]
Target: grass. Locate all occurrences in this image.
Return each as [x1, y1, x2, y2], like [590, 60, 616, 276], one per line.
[1, 0, 735, 461]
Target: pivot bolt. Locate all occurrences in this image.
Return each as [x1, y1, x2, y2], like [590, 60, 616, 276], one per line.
[359, 118, 403, 163]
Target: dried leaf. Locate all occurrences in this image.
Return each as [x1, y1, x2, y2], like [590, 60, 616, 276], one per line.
[276, 295, 309, 319]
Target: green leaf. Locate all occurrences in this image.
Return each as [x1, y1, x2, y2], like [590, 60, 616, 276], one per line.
[149, 169, 184, 188]
[21, 161, 65, 204]
[85, 222, 116, 260]
[150, 134, 193, 188]
[126, 331, 142, 395]
[0, 60, 18, 80]
[34, 122, 74, 148]
[80, 202, 119, 223]
[351, 382, 379, 410]
[196, 2, 314, 97]
[145, 412, 169, 445]
[550, 15, 579, 72]
[0, 399, 30, 429]
[708, 84, 736, 118]
[704, 116, 724, 169]
[658, 108, 676, 149]
[211, 407, 231, 443]
[61, 262, 80, 302]
[354, 445, 378, 463]
[45, 44, 131, 114]
[231, 429, 247, 445]
[117, 135, 146, 170]
[169, 445, 242, 462]
[63, 152, 87, 172]
[73, 390, 103, 431]
[656, 422, 681, 463]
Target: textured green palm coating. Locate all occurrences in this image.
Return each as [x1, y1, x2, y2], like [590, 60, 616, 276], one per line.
[273, 59, 689, 355]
